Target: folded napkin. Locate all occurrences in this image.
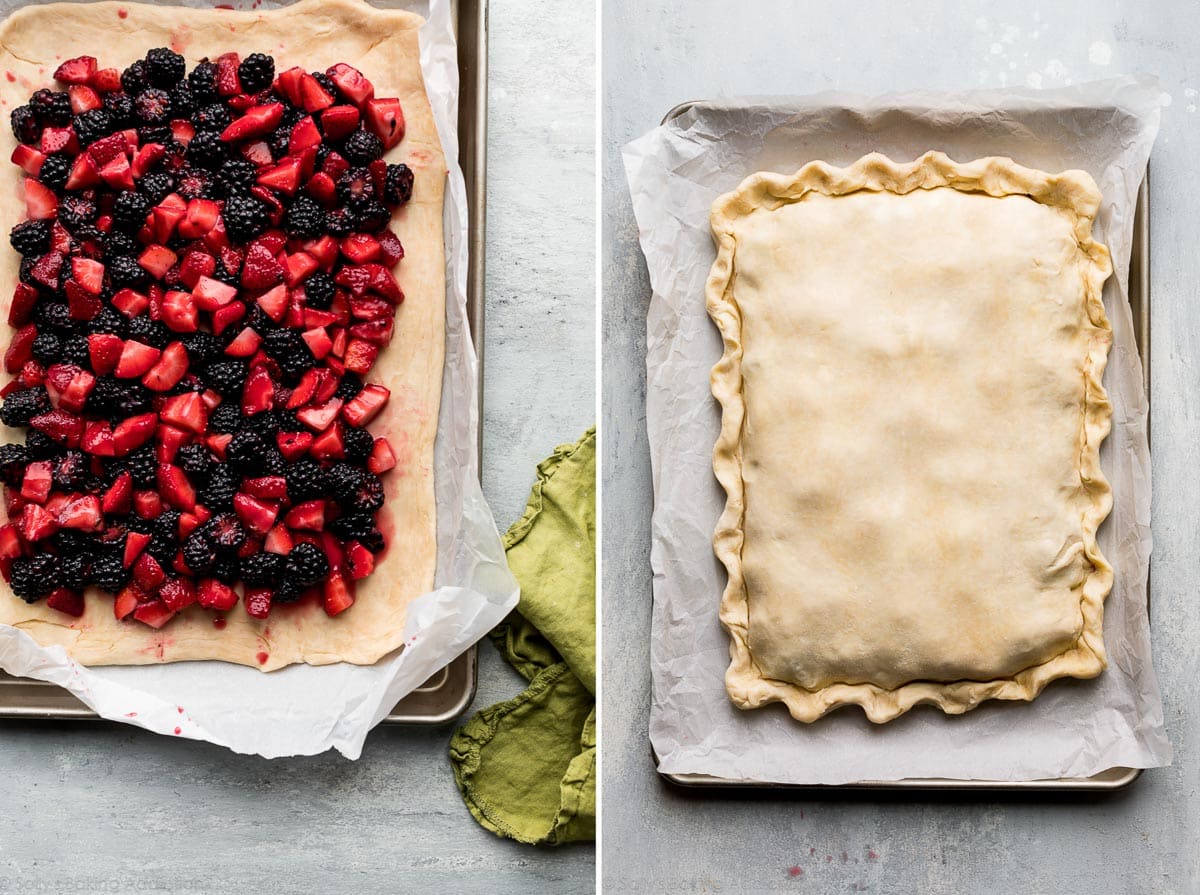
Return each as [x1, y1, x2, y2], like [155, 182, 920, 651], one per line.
[449, 428, 596, 845]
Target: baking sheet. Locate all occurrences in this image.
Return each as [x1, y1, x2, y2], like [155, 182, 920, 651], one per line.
[624, 77, 1172, 785]
[0, 0, 519, 758]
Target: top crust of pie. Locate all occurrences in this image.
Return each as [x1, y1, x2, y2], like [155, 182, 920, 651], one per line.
[707, 152, 1114, 723]
[0, 0, 446, 671]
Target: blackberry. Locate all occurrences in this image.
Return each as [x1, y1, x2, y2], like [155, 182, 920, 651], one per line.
[330, 513, 375, 542]
[285, 542, 328, 588]
[343, 426, 374, 465]
[145, 48, 186, 88]
[246, 306, 278, 336]
[52, 530, 98, 559]
[263, 329, 312, 379]
[227, 429, 269, 476]
[383, 163, 415, 207]
[304, 271, 335, 310]
[208, 403, 243, 434]
[336, 168, 375, 207]
[9, 220, 50, 256]
[183, 532, 216, 574]
[222, 194, 267, 243]
[285, 195, 324, 238]
[138, 171, 176, 204]
[104, 232, 137, 258]
[112, 191, 152, 232]
[61, 336, 90, 367]
[140, 125, 175, 149]
[260, 447, 286, 476]
[90, 306, 128, 337]
[274, 409, 302, 433]
[206, 360, 247, 396]
[169, 82, 196, 118]
[269, 126, 293, 161]
[187, 61, 219, 104]
[35, 302, 73, 335]
[134, 89, 172, 125]
[87, 378, 150, 416]
[124, 445, 157, 489]
[210, 554, 240, 584]
[24, 430, 59, 459]
[355, 472, 385, 512]
[59, 194, 98, 233]
[359, 528, 385, 553]
[212, 261, 240, 286]
[241, 551, 285, 586]
[285, 459, 326, 502]
[216, 158, 257, 197]
[10, 555, 59, 602]
[52, 450, 89, 490]
[237, 53, 275, 93]
[326, 463, 365, 506]
[0, 443, 29, 486]
[355, 201, 390, 233]
[127, 316, 171, 349]
[334, 372, 364, 401]
[18, 256, 38, 288]
[341, 128, 383, 166]
[181, 331, 220, 366]
[176, 443, 213, 484]
[201, 464, 237, 509]
[176, 169, 214, 201]
[30, 89, 72, 126]
[193, 102, 231, 133]
[102, 91, 135, 126]
[169, 373, 205, 396]
[108, 255, 147, 288]
[57, 553, 90, 591]
[89, 551, 128, 593]
[273, 578, 304, 604]
[187, 130, 227, 169]
[31, 332, 62, 366]
[120, 60, 149, 95]
[73, 108, 113, 145]
[324, 207, 356, 238]
[10, 105, 40, 143]
[312, 71, 337, 97]
[202, 513, 246, 553]
[38, 154, 72, 193]
[247, 410, 280, 436]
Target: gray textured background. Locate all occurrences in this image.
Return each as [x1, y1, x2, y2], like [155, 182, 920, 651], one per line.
[602, 2, 1198, 893]
[0, 0, 596, 892]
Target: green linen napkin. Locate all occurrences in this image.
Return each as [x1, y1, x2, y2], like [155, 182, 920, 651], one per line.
[449, 428, 596, 845]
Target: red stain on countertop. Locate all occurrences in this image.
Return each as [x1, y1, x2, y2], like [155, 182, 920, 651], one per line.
[213, 617, 226, 629]
[124, 711, 137, 718]
[173, 726, 181, 735]
[177, 706, 184, 714]
[787, 866, 804, 878]
[117, 8, 128, 18]
[256, 651, 269, 665]
[867, 849, 879, 862]
[4, 72, 14, 83]
[169, 26, 192, 53]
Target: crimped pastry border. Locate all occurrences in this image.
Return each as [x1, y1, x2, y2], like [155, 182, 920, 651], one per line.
[706, 151, 1115, 723]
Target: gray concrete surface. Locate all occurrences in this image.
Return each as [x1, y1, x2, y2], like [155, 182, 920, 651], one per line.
[602, 3, 1198, 893]
[0, 1, 596, 892]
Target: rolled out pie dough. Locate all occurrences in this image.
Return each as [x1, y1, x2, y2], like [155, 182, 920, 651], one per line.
[707, 152, 1114, 722]
[0, 0, 446, 671]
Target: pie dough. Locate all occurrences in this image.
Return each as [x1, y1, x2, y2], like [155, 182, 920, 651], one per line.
[707, 152, 1114, 722]
[0, 0, 446, 671]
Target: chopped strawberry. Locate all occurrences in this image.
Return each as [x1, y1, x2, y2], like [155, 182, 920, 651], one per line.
[20, 503, 58, 541]
[198, 578, 238, 611]
[159, 392, 208, 435]
[87, 132, 128, 167]
[114, 340, 161, 378]
[178, 198, 220, 239]
[263, 523, 294, 555]
[318, 104, 361, 140]
[138, 244, 178, 279]
[233, 493, 279, 534]
[0, 524, 25, 561]
[284, 500, 325, 531]
[368, 437, 398, 474]
[340, 233, 381, 264]
[85, 333, 123, 376]
[241, 365, 275, 415]
[30, 409, 83, 446]
[65, 151, 101, 189]
[70, 257, 105, 295]
[220, 102, 283, 142]
[158, 577, 197, 612]
[141, 341, 189, 391]
[276, 430, 313, 461]
[344, 541, 375, 580]
[133, 489, 164, 519]
[4, 324, 37, 373]
[215, 51, 243, 96]
[322, 573, 355, 616]
[241, 242, 284, 290]
[24, 177, 58, 220]
[39, 126, 79, 156]
[19, 461, 52, 503]
[99, 154, 134, 190]
[133, 553, 166, 592]
[211, 301, 247, 335]
[51, 365, 96, 414]
[54, 55, 97, 84]
[309, 422, 345, 461]
[242, 139, 274, 167]
[162, 290, 199, 333]
[256, 156, 302, 194]
[377, 230, 405, 267]
[111, 287, 150, 318]
[67, 85, 102, 115]
[244, 587, 272, 619]
[152, 194, 187, 243]
[89, 67, 122, 93]
[301, 327, 333, 360]
[191, 274, 238, 310]
[10, 144, 45, 176]
[57, 494, 103, 532]
[112, 413, 159, 456]
[326, 64, 375, 107]
[305, 171, 337, 206]
[365, 97, 405, 149]
[100, 471, 133, 516]
[81, 420, 116, 457]
[65, 281, 102, 321]
[296, 398, 343, 432]
[343, 338, 379, 376]
[113, 584, 142, 620]
[341, 384, 390, 428]
[156, 464, 196, 512]
[223, 326, 263, 357]
[170, 119, 195, 145]
[298, 73, 335, 112]
[178, 251, 216, 289]
[8, 283, 38, 326]
[133, 598, 175, 629]
[46, 587, 85, 618]
[131, 142, 166, 179]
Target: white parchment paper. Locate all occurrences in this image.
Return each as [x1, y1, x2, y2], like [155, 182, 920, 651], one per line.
[625, 77, 1172, 784]
[0, 0, 519, 759]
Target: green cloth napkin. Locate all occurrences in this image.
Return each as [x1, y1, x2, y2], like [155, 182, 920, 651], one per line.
[449, 428, 596, 845]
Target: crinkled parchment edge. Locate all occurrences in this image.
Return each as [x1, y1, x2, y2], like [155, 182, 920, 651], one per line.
[706, 151, 1115, 723]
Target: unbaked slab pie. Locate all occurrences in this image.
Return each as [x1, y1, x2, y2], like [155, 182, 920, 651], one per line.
[707, 152, 1114, 723]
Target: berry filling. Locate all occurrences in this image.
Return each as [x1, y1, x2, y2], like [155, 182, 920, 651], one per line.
[3, 49, 416, 626]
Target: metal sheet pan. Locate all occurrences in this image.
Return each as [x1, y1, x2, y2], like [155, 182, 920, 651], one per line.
[0, 0, 489, 728]
[655, 99, 1151, 791]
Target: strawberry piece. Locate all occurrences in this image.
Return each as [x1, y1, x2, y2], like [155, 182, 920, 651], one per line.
[0, 524, 23, 561]
[263, 433, 309, 468]
[57, 494, 103, 532]
[113, 584, 142, 620]
[39, 126, 78, 156]
[179, 251, 217, 289]
[249, 186, 284, 224]
[326, 64, 375, 107]
[87, 132, 128, 167]
[20, 461, 52, 503]
[341, 234, 381, 264]
[45, 364, 95, 413]
[82, 420, 116, 457]
[263, 523, 293, 555]
[242, 139, 274, 167]
[220, 102, 283, 142]
[296, 398, 343, 431]
[159, 577, 197, 612]
[303, 309, 340, 330]
[131, 142, 165, 179]
[344, 541, 375, 580]
[54, 55, 97, 84]
[112, 413, 158, 456]
[159, 392, 208, 435]
[89, 67, 122, 93]
[170, 120, 195, 145]
[30, 410, 83, 446]
[368, 437, 398, 475]
[155, 426, 188, 466]
[234, 493, 279, 535]
[15, 361, 44, 389]
[26, 252, 62, 292]
[138, 244, 178, 279]
[312, 368, 340, 404]
[132, 491, 163, 520]
[377, 230, 405, 267]
[243, 476, 288, 500]
[157, 464, 196, 512]
[111, 287, 149, 318]
[309, 423, 345, 461]
[8, 283, 38, 327]
[284, 499, 325, 531]
[211, 302, 246, 335]
[206, 433, 232, 460]
[305, 171, 337, 206]
[20, 503, 58, 541]
[162, 290, 199, 333]
[71, 258, 105, 295]
[133, 553, 166, 592]
[99, 154, 134, 190]
[298, 73, 335, 112]
[10, 144, 45, 176]
[115, 340, 161, 378]
[65, 152, 101, 189]
[4, 324, 36, 373]
[349, 296, 391, 321]
[198, 578, 238, 611]
[223, 327, 262, 357]
[121, 532, 151, 571]
[252, 284, 288, 324]
[301, 327, 333, 360]
[241, 365, 275, 415]
[301, 236, 339, 271]
[275, 66, 305, 105]
[342, 384, 390, 427]
[65, 281, 102, 321]
[349, 318, 393, 347]
[68, 85, 102, 114]
[133, 599, 175, 629]
[152, 194, 187, 243]
[103, 471, 134, 516]
[256, 156, 303, 194]
[46, 587, 85, 618]
[241, 243, 284, 290]
[318, 104, 361, 140]
[215, 52, 243, 96]
[142, 341, 189, 391]
[322, 573, 355, 616]
[178, 198, 220, 239]
[243, 587, 272, 619]
[365, 98, 405, 149]
[281, 252, 318, 288]
[24, 178, 58, 219]
[343, 339, 379, 376]
[191, 274, 238, 310]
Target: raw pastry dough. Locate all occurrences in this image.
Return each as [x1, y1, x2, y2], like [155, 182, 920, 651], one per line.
[707, 152, 1113, 722]
[0, 0, 446, 671]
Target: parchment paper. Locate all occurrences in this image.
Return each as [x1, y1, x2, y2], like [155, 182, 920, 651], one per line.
[625, 76, 1172, 784]
[0, 0, 519, 759]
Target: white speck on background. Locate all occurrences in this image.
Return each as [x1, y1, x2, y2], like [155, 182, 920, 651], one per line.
[1026, 72, 1043, 89]
[493, 86, 508, 100]
[1186, 87, 1196, 113]
[1009, 61, 1017, 70]
[975, 16, 989, 31]
[1161, 91, 1173, 107]
[990, 42, 1003, 55]
[1001, 24, 1020, 44]
[1089, 41, 1113, 65]
[1044, 59, 1068, 81]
